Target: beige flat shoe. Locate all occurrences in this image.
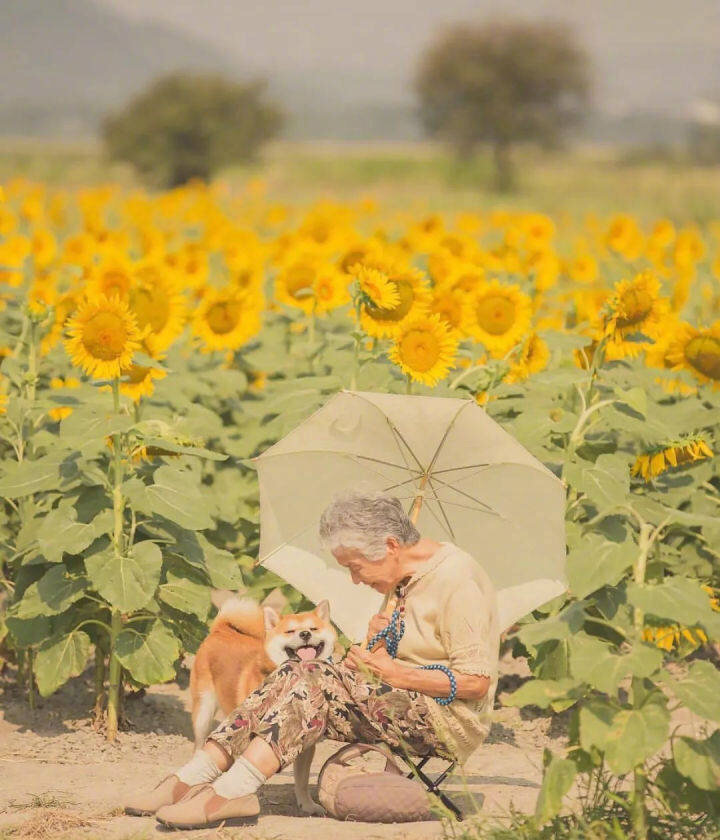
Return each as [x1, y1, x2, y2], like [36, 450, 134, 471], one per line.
[123, 774, 203, 817]
[155, 785, 260, 830]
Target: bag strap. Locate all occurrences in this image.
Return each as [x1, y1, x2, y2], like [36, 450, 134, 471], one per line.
[317, 742, 404, 786]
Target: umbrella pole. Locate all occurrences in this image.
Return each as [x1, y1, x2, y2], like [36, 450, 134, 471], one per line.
[361, 475, 427, 649]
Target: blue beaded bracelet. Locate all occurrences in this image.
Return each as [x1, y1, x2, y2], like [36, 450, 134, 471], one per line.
[365, 596, 456, 706]
[419, 663, 457, 705]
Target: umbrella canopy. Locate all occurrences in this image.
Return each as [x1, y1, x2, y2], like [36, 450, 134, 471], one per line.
[253, 389, 567, 642]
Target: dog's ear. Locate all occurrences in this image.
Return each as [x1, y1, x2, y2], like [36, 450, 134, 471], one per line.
[263, 605, 280, 632]
[315, 599, 330, 621]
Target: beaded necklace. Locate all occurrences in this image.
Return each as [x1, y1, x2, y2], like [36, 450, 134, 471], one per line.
[365, 578, 457, 706]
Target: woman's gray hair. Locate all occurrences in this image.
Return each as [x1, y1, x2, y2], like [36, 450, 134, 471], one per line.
[318, 490, 420, 561]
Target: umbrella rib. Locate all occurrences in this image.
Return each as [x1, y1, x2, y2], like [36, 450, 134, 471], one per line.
[426, 401, 473, 474]
[257, 448, 417, 474]
[430, 462, 493, 476]
[253, 521, 319, 567]
[385, 419, 426, 473]
[425, 477, 457, 539]
[421, 495, 457, 539]
[423, 496, 505, 518]
[428, 473, 500, 513]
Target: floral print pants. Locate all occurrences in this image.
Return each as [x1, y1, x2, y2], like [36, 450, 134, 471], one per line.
[207, 658, 453, 768]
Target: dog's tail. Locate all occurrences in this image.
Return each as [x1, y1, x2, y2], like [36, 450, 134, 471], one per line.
[211, 596, 265, 639]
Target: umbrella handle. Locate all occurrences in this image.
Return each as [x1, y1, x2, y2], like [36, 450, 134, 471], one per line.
[359, 594, 397, 651]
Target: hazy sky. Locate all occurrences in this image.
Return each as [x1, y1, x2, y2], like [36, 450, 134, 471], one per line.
[94, 0, 720, 112]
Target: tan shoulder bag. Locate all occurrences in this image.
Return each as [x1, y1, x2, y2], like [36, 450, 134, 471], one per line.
[316, 743, 434, 823]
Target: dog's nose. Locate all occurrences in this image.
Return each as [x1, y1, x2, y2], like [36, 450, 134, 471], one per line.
[299, 630, 312, 642]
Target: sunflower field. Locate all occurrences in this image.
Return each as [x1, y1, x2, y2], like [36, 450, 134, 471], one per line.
[1, 177, 719, 833]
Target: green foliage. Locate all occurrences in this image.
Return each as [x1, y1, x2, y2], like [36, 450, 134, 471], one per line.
[103, 73, 283, 187]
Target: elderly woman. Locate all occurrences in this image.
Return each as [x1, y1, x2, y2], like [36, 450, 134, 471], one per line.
[124, 491, 499, 830]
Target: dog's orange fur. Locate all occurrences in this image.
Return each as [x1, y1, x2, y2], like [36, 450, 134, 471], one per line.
[190, 600, 276, 729]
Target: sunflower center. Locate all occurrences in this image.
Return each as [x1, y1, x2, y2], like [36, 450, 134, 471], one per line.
[616, 288, 653, 327]
[206, 300, 242, 335]
[399, 329, 440, 372]
[365, 278, 414, 321]
[475, 294, 516, 335]
[684, 335, 720, 380]
[126, 364, 150, 384]
[130, 285, 171, 333]
[316, 279, 333, 301]
[82, 311, 129, 360]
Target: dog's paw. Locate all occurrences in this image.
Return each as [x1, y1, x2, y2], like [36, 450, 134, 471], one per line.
[297, 798, 326, 817]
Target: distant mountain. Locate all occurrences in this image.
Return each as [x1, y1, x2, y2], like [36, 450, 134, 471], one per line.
[0, 0, 239, 136]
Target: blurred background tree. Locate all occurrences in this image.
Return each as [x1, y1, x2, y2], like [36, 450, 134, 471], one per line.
[103, 72, 283, 187]
[414, 18, 591, 191]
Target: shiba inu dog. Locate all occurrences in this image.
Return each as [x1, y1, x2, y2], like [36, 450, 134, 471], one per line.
[190, 596, 337, 815]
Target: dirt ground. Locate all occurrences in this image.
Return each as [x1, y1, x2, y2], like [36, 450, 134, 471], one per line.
[0, 650, 569, 840]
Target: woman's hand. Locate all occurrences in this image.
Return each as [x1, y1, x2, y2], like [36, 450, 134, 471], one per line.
[366, 612, 389, 640]
[344, 644, 398, 684]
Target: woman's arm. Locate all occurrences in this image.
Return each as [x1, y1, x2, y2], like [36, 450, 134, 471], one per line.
[390, 661, 490, 701]
[344, 645, 490, 700]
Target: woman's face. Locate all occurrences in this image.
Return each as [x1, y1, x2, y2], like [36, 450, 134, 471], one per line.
[331, 540, 400, 594]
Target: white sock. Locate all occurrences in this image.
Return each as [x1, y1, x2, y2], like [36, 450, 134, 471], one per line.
[212, 755, 267, 799]
[175, 749, 222, 785]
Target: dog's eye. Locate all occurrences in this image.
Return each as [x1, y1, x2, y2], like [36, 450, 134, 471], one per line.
[285, 630, 295, 635]
[309, 627, 318, 632]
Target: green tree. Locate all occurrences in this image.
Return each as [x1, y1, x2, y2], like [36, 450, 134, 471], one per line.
[414, 19, 591, 190]
[103, 73, 283, 188]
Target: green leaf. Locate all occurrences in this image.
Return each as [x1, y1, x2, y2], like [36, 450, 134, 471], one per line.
[34, 631, 92, 697]
[673, 732, 720, 791]
[614, 387, 647, 417]
[604, 695, 670, 775]
[657, 660, 720, 723]
[535, 753, 578, 824]
[579, 698, 617, 753]
[569, 634, 663, 694]
[115, 620, 180, 685]
[515, 602, 586, 649]
[141, 438, 227, 461]
[146, 466, 213, 530]
[158, 572, 210, 619]
[85, 541, 162, 612]
[37, 504, 96, 563]
[565, 454, 630, 511]
[5, 613, 51, 645]
[567, 534, 635, 600]
[502, 677, 580, 710]
[203, 542, 245, 589]
[16, 566, 88, 618]
[626, 577, 720, 639]
[0, 455, 62, 499]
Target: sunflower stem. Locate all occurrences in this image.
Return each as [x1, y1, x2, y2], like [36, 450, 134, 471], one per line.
[106, 378, 126, 742]
[406, 374, 413, 394]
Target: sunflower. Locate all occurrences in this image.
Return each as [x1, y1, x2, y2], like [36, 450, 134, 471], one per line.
[505, 332, 550, 383]
[429, 287, 467, 334]
[128, 261, 187, 353]
[665, 320, 720, 390]
[359, 267, 432, 339]
[88, 253, 136, 300]
[313, 266, 351, 314]
[64, 294, 142, 379]
[464, 279, 533, 358]
[642, 623, 707, 652]
[630, 436, 713, 481]
[193, 287, 262, 353]
[352, 265, 400, 309]
[388, 313, 458, 386]
[274, 253, 319, 314]
[118, 353, 167, 402]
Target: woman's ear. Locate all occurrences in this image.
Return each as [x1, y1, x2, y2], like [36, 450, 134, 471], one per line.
[315, 599, 330, 621]
[263, 605, 280, 632]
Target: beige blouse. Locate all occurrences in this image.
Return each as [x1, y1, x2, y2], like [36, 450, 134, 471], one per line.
[380, 540, 500, 765]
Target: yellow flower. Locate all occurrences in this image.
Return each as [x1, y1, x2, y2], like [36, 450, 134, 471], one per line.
[353, 265, 400, 309]
[630, 437, 714, 480]
[128, 260, 187, 354]
[359, 267, 431, 339]
[313, 266, 351, 314]
[464, 279, 533, 358]
[430, 288, 467, 334]
[505, 333, 550, 383]
[665, 320, 720, 390]
[64, 294, 142, 379]
[118, 355, 167, 402]
[602, 271, 670, 346]
[388, 313, 458, 386]
[193, 287, 262, 353]
[274, 253, 318, 314]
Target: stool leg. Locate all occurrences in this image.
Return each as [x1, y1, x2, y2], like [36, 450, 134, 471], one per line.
[403, 759, 463, 821]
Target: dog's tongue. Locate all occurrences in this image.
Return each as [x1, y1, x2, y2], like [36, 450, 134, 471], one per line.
[296, 646, 317, 661]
